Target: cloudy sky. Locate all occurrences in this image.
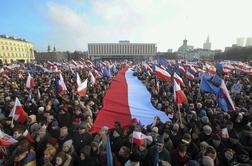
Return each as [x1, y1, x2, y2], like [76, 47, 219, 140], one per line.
[0, 0, 251, 52]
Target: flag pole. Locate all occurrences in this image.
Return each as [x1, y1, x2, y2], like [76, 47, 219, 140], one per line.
[177, 104, 182, 127]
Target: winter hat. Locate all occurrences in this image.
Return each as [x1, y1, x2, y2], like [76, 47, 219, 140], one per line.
[38, 106, 44, 113]
[203, 125, 212, 135]
[152, 127, 159, 133]
[48, 137, 58, 147]
[63, 139, 73, 148]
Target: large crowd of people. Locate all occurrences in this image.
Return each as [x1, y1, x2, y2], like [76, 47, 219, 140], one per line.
[0, 60, 251, 166]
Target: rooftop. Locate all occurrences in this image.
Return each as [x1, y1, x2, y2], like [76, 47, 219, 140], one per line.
[0, 35, 30, 43]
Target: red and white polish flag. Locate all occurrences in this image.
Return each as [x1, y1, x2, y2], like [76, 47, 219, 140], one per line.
[154, 66, 171, 81]
[0, 130, 18, 146]
[76, 72, 82, 87]
[59, 73, 68, 94]
[26, 73, 35, 89]
[185, 70, 195, 80]
[132, 131, 146, 145]
[174, 73, 185, 87]
[88, 71, 96, 85]
[77, 79, 88, 97]
[9, 98, 28, 124]
[92, 68, 170, 133]
[23, 129, 35, 144]
[178, 65, 185, 73]
[174, 80, 187, 104]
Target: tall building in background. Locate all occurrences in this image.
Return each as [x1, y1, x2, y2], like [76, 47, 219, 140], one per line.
[88, 40, 156, 60]
[245, 37, 252, 46]
[236, 37, 245, 47]
[203, 35, 211, 50]
[0, 35, 35, 64]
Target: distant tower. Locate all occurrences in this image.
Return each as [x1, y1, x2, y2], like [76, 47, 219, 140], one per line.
[47, 45, 51, 52]
[53, 46, 56, 52]
[236, 37, 245, 47]
[203, 35, 211, 50]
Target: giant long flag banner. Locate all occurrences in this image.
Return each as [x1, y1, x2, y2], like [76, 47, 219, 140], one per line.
[92, 68, 170, 133]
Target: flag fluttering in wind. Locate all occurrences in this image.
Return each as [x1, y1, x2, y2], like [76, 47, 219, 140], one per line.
[76, 72, 82, 87]
[88, 71, 96, 85]
[154, 65, 171, 81]
[185, 70, 195, 80]
[58, 73, 68, 94]
[23, 129, 35, 144]
[9, 98, 28, 124]
[103, 67, 112, 78]
[77, 79, 88, 97]
[174, 73, 185, 87]
[217, 80, 235, 112]
[132, 131, 147, 145]
[173, 80, 187, 104]
[0, 130, 18, 146]
[26, 73, 35, 89]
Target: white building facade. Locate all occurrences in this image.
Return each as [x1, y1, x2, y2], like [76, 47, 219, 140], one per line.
[88, 41, 156, 60]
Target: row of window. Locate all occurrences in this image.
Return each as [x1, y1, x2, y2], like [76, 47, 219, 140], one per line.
[1, 45, 31, 52]
[0, 40, 29, 47]
[0, 52, 29, 58]
[88, 44, 156, 55]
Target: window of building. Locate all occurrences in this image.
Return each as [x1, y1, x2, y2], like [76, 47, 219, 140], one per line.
[6, 46, 8, 50]
[1, 46, 4, 50]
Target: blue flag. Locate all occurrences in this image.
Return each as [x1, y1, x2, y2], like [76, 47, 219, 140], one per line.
[157, 57, 169, 67]
[106, 134, 113, 166]
[215, 63, 223, 72]
[103, 67, 112, 78]
[217, 80, 235, 112]
[200, 74, 220, 94]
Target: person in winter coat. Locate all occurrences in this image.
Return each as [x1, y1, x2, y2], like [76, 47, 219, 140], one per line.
[147, 135, 171, 166]
[58, 126, 72, 148]
[27, 114, 41, 139]
[73, 123, 93, 154]
[236, 149, 252, 165]
[124, 152, 141, 166]
[181, 133, 199, 160]
[219, 148, 237, 166]
[55, 152, 72, 166]
[56, 107, 72, 128]
[46, 114, 59, 138]
[14, 142, 36, 166]
[239, 124, 252, 155]
[43, 145, 57, 166]
[77, 145, 99, 166]
[171, 143, 189, 166]
[34, 125, 50, 162]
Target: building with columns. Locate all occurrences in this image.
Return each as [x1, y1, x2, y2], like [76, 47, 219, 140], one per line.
[0, 35, 35, 64]
[88, 40, 157, 60]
